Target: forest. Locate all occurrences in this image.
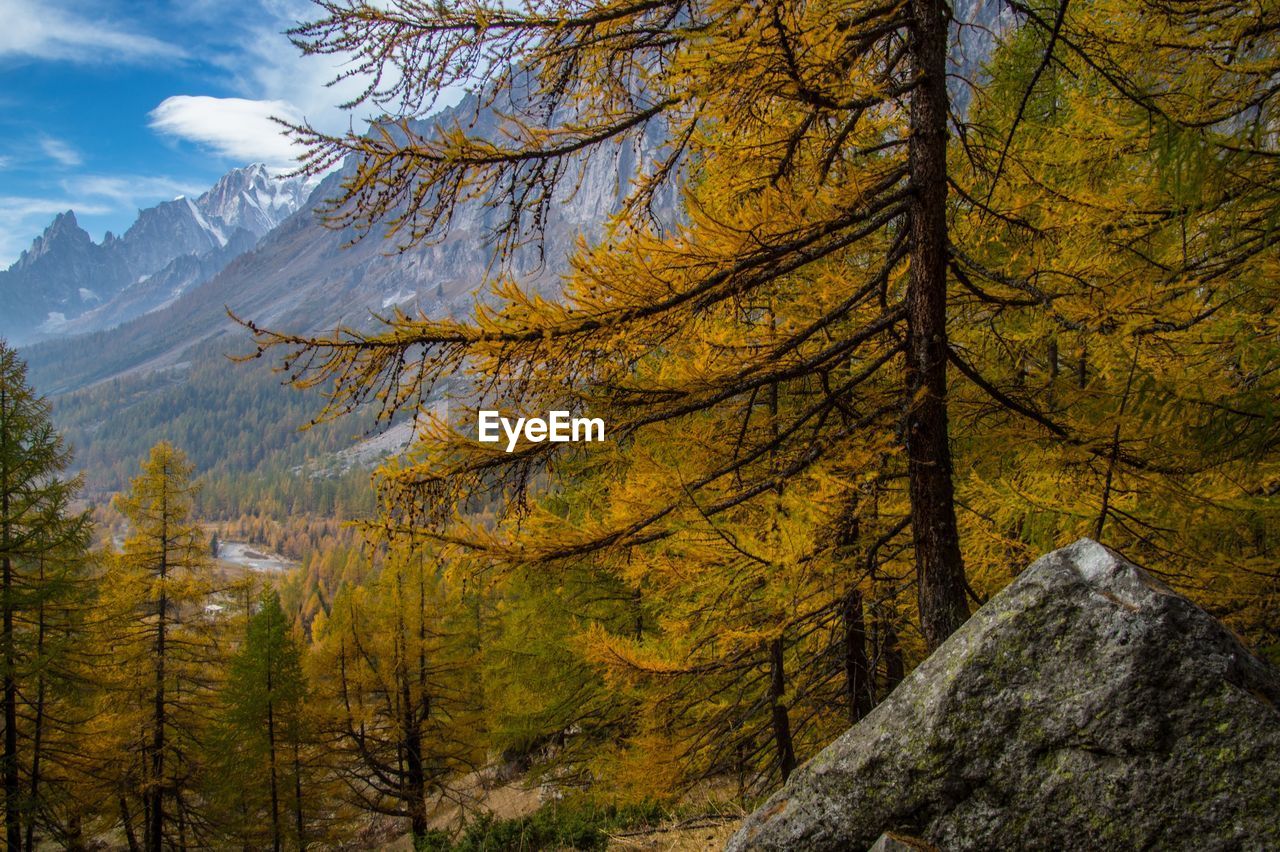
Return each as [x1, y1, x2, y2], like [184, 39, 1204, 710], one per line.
[3, 0, 1280, 848]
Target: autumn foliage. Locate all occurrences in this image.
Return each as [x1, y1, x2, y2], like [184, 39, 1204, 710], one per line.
[2, 0, 1280, 846]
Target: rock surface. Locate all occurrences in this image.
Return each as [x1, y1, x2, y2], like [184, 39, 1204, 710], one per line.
[727, 538, 1280, 851]
[867, 832, 937, 851]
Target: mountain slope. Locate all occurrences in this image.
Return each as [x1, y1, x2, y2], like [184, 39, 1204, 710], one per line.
[15, 92, 667, 508]
[18, 2, 1006, 510]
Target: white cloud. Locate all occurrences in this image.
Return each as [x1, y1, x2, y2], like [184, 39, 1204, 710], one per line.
[0, 0, 183, 63]
[215, 1, 456, 134]
[148, 96, 306, 170]
[147, 1, 464, 175]
[40, 137, 81, 167]
[227, 20, 373, 131]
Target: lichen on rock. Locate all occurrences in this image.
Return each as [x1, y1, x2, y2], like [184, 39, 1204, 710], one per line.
[727, 539, 1280, 851]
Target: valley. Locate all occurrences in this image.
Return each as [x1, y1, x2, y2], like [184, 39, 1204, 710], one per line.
[1, 1, 1277, 850]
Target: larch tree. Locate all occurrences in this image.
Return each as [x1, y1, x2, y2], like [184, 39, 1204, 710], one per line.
[250, 0, 976, 649]
[233, 0, 1280, 806]
[0, 342, 89, 851]
[307, 542, 481, 845]
[95, 443, 217, 852]
[940, 2, 1280, 641]
[250, 0, 1280, 647]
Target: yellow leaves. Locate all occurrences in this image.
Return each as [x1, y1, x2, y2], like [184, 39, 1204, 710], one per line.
[590, 729, 685, 804]
[265, 0, 1280, 809]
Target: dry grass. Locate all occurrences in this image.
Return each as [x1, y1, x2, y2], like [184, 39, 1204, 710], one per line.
[607, 815, 741, 851]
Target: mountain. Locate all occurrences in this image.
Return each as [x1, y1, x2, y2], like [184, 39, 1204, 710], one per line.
[0, 165, 314, 345]
[11, 6, 1008, 497]
[22, 93, 670, 397]
[8, 92, 668, 501]
[193, 162, 314, 236]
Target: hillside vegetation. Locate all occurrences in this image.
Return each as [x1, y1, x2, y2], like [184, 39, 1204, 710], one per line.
[0, 0, 1278, 849]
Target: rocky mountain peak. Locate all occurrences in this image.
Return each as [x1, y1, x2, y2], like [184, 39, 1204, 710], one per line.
[47, 209, 79, 232]
[195, 163, 314, 237]
[0, 162, 319, 345]
[14, 211, 92, 271]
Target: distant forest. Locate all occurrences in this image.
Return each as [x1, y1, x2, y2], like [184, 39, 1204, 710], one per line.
[42, 336, 378, 519]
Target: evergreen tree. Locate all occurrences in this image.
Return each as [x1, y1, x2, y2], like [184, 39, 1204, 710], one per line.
[0, 342, 89, 850]
[210, 589, 311, 851]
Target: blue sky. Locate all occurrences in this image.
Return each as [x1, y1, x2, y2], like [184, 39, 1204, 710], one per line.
[0, 0, 447, 266]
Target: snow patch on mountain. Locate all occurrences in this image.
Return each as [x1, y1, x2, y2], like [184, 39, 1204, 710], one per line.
[195, 164, 316, 237]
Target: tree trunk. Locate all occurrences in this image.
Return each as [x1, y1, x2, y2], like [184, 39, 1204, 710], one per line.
[906, 0, 969, 651]
[397, 571, 428, 844]
[23, 561, 47, 852]
[291, 742, 305, 850]
[120, 797, 140, 852]
[2, 382, 19, 852]
[402, 691, 428, 842]
[406, 737, 428, 840]
[767, 638, 796, 782]
[147, 486, 169, 852]
[266, 663, 281, 852]
[140, 786, 149, 852]
[843, 589, 873, 723]
[175, 793, 186, 851]
[3, 561, 16, 852]
[882, 618, 905, 693]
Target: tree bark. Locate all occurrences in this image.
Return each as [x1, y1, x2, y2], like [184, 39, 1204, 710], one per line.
[403, 703, 428, 843]
[120, 797, 140, 852]
[147, 481, 169, 852]
[3, 549, 16, 852]
[1, 382, 19, 852]
[767, 638, 796, 783]
[881, 618, 905, 693]
[843, 589, 873, 723]
[175, 793, 186, 851]
[906, 0, 969, 650]
[266, 678, 280, 852]
[291, 742, 305, 850]
[400, 572, 428, 844]
[23, 561, 47, 852]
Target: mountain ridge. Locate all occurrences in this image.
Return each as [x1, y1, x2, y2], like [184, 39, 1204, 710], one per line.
[0, 164, 315, 346]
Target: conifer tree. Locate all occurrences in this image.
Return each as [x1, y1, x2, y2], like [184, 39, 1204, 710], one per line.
[95, 443, 217, 852]
[940, 2, 1280, 640]
[308, 543, 481, 845]
[0, 342, 89, 850]
[230, 0, 1280, 808]
[210, 589, 311, 851]
[249, 0, 1280, 655]
[252, 0, 974, 648]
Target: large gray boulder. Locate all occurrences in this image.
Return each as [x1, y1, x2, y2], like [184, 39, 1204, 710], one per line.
[727, 538, 1280, 851]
